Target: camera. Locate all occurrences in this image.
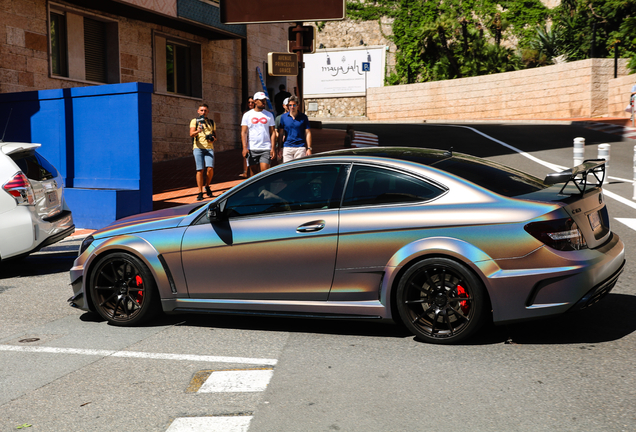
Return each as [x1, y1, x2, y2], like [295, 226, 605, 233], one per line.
[205, 134, 215, 141]
[196, 115, 206, 129]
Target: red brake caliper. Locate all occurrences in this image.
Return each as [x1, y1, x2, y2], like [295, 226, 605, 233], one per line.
[135, 275, 144, 303]
[457, 285, 469, 314]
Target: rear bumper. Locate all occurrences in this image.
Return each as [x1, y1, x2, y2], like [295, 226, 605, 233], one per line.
[488, 232, 626, 324]
[571, 259, 625, 311]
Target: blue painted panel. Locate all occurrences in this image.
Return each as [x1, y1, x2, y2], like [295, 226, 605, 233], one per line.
[66, 188, 141, 229]
[0, 82, 154, 229]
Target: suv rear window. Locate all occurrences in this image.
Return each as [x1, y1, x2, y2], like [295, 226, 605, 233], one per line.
[11, 151, 58, 181]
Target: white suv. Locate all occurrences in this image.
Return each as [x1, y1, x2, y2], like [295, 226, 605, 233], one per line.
[0, 142, 74, 261]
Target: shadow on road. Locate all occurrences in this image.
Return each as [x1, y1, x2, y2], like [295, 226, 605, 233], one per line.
[0, 251, 76, 279]
[326, 123, 628, 159]
[471, 293, 636, 345]
[84, 292, 636, 345]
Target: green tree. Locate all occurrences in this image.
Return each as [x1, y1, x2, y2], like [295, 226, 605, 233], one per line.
[551, 0, 636, 64]
[346, 0, 544, 83]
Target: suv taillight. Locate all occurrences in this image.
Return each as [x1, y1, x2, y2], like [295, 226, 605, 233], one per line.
[3, 172, 35, 205]
[524, 217, 587, 251]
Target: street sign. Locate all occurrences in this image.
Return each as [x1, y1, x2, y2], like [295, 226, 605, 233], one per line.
[362, 62, 371, 72]
[267, 53, 299, 76]
[287, 25, 316, 54]
[220, 0, 345, 24]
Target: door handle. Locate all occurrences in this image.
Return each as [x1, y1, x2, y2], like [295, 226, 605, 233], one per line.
[297, 220, 326, 233]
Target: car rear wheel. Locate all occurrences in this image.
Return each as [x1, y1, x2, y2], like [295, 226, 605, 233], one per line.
[89, 252, 159, 326]
[396, 258, 486, 344]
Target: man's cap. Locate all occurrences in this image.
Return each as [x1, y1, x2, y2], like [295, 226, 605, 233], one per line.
[283, 97, 289, 106]
[253, 92, 269, 100]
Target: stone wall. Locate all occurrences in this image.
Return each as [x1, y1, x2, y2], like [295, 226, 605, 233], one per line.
[608, 74, 636, 118]
[0, 0, 291, 162]
[367, 59, 630, 120]
[305, 96, 367, 118]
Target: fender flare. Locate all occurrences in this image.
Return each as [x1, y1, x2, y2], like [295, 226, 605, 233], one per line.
[381, 237, 501, 319]
[82, 235, 175, 309]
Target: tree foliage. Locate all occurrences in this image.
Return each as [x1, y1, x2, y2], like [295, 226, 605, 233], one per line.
[551, 0, 636, 69]
[345, 0, 636, 84]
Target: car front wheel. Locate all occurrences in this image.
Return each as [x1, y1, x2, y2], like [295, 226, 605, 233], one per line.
[396, 257, 486, 344]
[89, 252, 159, 326]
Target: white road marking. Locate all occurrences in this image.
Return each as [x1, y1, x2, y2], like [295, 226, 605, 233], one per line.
[616, 218, 636, 232]
[449, 125, 636, 211]
[0, 345, 277, 366]
[353, 131, 379, 147]
[166, 416, 252, 432]
[198, 369, 274, 393]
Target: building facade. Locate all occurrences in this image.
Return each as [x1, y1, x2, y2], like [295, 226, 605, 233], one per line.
[1, 0, 296, 161]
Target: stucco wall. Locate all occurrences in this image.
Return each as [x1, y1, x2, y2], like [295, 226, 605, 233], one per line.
[608, 74, 636, 118]
[367, 59, 630, 120]
[0, 0, 292, 162]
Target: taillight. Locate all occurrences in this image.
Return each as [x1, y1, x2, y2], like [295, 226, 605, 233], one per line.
[524, 217, 587, 251]
[2, 172, 35, 205]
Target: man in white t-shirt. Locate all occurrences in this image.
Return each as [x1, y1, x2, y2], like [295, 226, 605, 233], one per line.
[241, 92, 276, 176]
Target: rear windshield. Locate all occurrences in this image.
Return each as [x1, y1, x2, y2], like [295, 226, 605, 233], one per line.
[431, 156, 550, 197]
[318, 147, 550, 197]
[11, 150, 58, 181]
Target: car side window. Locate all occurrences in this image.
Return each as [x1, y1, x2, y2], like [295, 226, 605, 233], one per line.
[342, 165, 444, 207]
[225, 164, 344, 218]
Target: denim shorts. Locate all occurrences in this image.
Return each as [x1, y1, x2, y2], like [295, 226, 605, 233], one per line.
[193, 148, 214, 170]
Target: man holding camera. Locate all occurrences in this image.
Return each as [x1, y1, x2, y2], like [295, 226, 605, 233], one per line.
[189, 103, 216, 201]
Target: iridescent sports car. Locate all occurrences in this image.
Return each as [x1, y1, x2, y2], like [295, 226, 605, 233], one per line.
[69, 147, 625, 344]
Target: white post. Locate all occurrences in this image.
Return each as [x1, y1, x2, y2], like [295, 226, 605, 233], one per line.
[633, 145, 636, 200]
[573, 137, 585, 166]
[598, 143, 610, 181]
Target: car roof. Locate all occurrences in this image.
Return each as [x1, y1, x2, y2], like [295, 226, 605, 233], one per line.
[0, 142, 41, 155]
[314, 146, 550, 197]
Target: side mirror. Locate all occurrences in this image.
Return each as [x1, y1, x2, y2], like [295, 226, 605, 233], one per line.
[207, 200, 225, 222]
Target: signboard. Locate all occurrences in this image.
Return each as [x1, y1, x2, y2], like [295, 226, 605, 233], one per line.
[303, 47, 386, 97]
[287, 26, 316, 54]
[362, 62, 371, 72]
[268, 53, 298, 76]
[220, 0, 345, 24]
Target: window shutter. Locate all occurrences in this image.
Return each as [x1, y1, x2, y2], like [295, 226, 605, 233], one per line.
[84, 17, 107, 83]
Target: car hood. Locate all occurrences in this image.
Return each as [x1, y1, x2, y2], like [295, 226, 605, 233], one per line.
[93, 202, 205, 238]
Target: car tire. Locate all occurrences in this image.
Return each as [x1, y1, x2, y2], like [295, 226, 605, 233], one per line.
[89, 252, 159, 326]
[396, 257, 486, 344]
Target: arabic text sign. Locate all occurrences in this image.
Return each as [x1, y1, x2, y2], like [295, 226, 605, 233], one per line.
[303, 47, 385, 97]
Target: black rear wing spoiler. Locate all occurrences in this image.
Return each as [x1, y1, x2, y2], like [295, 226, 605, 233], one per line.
[543, 159, 605, 195]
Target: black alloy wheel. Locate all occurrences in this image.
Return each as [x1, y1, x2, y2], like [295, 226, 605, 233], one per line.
[396, 257, 486, 344]
[89, 252, 158, 326]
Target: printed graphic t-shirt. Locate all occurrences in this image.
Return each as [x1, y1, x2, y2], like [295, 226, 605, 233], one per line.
[241, 109, 275, 150]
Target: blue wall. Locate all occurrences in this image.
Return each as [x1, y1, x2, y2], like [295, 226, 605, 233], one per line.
[0, 82, 153, 229]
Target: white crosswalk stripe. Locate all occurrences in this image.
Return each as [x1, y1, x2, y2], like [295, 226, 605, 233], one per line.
[198, 369, 274, 393]
[166, 416, 252, 432]
[168, 368, 275, 431]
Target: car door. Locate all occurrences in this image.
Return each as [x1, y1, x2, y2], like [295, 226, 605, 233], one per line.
[181, 163, 347, 300]
[330, 163, 447, 301]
